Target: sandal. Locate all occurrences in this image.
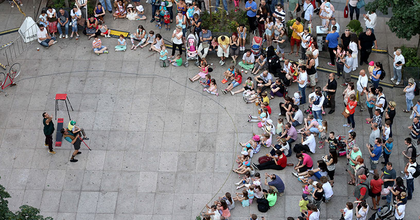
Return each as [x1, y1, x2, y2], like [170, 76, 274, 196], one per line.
[348, 181, 355, 185]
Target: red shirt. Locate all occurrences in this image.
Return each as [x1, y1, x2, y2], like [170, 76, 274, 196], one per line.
[276, 154, 287, 168]
[266, 105, 272, 115]
[302, 153, 313, 168]
[235, 74, 242, 84]
[370, 179, 384, 194]
[346, 100, 357, 115]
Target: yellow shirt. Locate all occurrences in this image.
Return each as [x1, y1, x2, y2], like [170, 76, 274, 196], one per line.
[291, 22, 303, 40]
[263, 96, 269, 105]
[218, 36, 230, 46]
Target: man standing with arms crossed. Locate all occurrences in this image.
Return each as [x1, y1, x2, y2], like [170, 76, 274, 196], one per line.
[42, 112, 56, 154]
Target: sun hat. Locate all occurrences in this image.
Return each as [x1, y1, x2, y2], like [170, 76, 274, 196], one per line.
[325, 2, 330, 7]
[127, 4, 133, 8]
[265, 126, 272, 133]
[253, 135, 260, 142]
[136, 5, 144, 12]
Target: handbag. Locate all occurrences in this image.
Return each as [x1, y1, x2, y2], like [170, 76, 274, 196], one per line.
[77, 17, 86, 26]
[301, 4, 311, 19]
[357, 0, 365, 9]
[342, 109, 350, 118]
[344, 5, 349, 18]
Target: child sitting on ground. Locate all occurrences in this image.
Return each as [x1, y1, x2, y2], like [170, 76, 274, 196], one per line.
[233, 190, 250, 207]
[200, 74, 211, 88]
[222, 65, 236, 84]
[140, 30, 155, 48]
[293, 91, 301, 105]
[169, 54, 183, 67]
[189, 60, 209, 82]
[247, 185, 255, 204]
[203, 78, 218, 96]
[235, 171, 252, 190]
[115, 34, 127, 52]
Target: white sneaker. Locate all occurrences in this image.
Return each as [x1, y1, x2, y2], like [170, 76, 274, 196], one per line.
[369, 170, 374, 174]
[390, 77, 395, 81]
[65, 35, 68, 39]
[59, 34, 63, 38]
[396, 81, 400, 85]
[235, 182, 240, 186]
[221, 61, 225, 66]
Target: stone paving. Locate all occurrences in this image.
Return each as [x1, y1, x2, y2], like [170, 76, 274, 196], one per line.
[0, 0, 420, 219]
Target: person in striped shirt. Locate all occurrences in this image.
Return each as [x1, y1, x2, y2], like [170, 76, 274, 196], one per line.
[92, 34, 108, 55]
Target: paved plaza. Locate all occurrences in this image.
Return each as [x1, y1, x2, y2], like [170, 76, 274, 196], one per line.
[0, 0, 420, 219]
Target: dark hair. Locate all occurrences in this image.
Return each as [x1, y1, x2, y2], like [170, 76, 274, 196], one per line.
[42, 112, 47, 117]
[317, 160, 327, 172]
[376, 138, 382, 144]
[220, 200, 228, 209]
[348, 82, 354, 90]
[38, 23, 45, 28]
[225, 192, 233, 204]
[292, 105, 299, 110]
[330, 131, 335, 135]
[350, 131, 356, 139]
[387, 162, 393, 167]
[360, 200, 368, 208]
[376, 62, 383, 71]
[332, 25, 337, 31]
[350, 33, 358, 43]
[221, 36, 226, 41]
[396, 176, 404, 186]
[296, 152, 303, 159]
[376, 86, 383, 93]
[411, 157, 417, 163]
[156, 33, 162, 39]
[373, 173, 379, 180]
[299, 65, 307, 71]
[296, 17, 301, 22]
[346, 202, 353, 209]
[330, 149, 338, 164]
[405, 137, 412, 144]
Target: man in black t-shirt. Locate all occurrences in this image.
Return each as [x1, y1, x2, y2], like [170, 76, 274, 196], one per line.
[358, 28, 377, 65]
[323, 73, 337, 114]
[341, 29, 351, 49]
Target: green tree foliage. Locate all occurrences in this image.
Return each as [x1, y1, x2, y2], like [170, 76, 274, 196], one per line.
[366, 0, 420, 41]
[0, 178, 52, 220]
[346, 20, 363, 36]
[201, 9, 248, 33]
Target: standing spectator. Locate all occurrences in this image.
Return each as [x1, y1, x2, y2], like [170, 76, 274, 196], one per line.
[37, 24, 57, 47]
[311, 182, 324, 211]
[99, 0, 113, 13]
[165, 0, 174, 23]
[302, 0, 314, 28]
[354, 174, 369, 201]
[288, 0, 299, 19]
[76, 0, 87, 19]
[323, 73, 337, 114]
[341, 29, 351, 50]
[344, 94, 357, 133]
[394, 195, 406, 220]
[374, 86, 386, 115]
[245, 0, 258, 34]
[273, 4, 285, 24]
[323, 149, 337, 185]
[355, 200, 369, 220]
[369, 173, 384, 210]
[358, 29, 377, 66]
[366, 138, 382, 175]
[370, 62, 383, 89]
[326, 26, 339, 67]
[256, 3, 269, 37]
[382, 138, 393, 165]
[198, 27, 212, 60]
[369, 123, 381, 147]
[347, 146, 362, 185]
[356, 70, 368, 111]
[264, 173, 285, 195]
[345, 0, 359, 20]
[215, 0, 228, 14]
[309, 89, 324, 121]
[289, 17, 303, 57]
[408, 117, 420, 152]
[329, 18, 340, 33]
[171, 26, 183, 57]
[42, 112, 55, 154]
[230, 33, 240, 64]
[217, 35, 230, 66]
[403, 157, 417, 200]
[343, 49, 354, 85]
[57, 8, 69, 39]
[349, 34, 359, 71]
[70, 6, 81, 40]
[403, 78, 416, 113]
[306, 51, 316, 91]
[176, 11, 187, 41]
[402, 137, 416, 163]
[334, 44, 346, 80]
[385, 101, 396, 137]
[340, 202, 354, 220]
[363, 11, 377, 34]
[320, 176, 333, 202]
[392, 49, 405, 85]
[300, 28, 311, 60]
[296, 66, 308, 105]
[381, 162, 396, 205]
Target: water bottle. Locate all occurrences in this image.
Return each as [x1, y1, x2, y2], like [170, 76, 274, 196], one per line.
[378, 207, 381, 213]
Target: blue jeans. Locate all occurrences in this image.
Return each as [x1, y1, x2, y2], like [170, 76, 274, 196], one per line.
[347, 113, 355, 129]
[349, 5, 359, 20]
[71, 24, 78, 33]
[406, 97, 413, 111]
[292, 120, 301, 127]
[39, 37, 57, 47]
[372, 80, 379, 89]
[270, 0, 278, 14]
[57, 22, 69, 35]
[99, 0, 113, 12]
[394, 67, 402, 82]
[385, 191, 392, 204]
[312, 110, 322, 121]
[151, 5, 158, 20]
[216, 0, 228, 12]
[299, 85, 306, 104]
[407, 178, 414, 199]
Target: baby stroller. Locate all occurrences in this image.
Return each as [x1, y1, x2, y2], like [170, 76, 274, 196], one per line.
[185, 33, 199, 67]
[251, 36, 263, 57]
[368, 203, 394, 220]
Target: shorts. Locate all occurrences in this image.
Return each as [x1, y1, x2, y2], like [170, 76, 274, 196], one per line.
[230, 47, 239, 56]
[347, 163, 355, 173]
[276, 45, 285, 54]
[217, 46, 230, 58]
[370, 159, 379, 170]
[240, 32, 247, 39]
[93, 46, 106, 52]
[74, 139, 81, 150]
[369, 190, 381, 197]
[308, 74, 316, 87]
[290, 37, 301, 46]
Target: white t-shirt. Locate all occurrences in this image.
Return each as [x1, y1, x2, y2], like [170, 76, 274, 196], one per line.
[394, 204, 405, 219]
[37, 28, 48, 43]
[383, 127, 390, 140]
[242, 53, 255, 63]
[309, 210, 320, 220]
[300, 33, 311, 48]
[393, 52, 405, 69]
[407, 163, 417, 179]
[357, 206, 369, 220]
[47, 9, 56, 18]
[312, 49, 319, 67]
[298, 71, 308, 88]
[375, 94, 385, 112]
[364, 12, 377, 29]
[357, 75, 368, 92]
[208, 209, 221, 220]
[322, 182, 333, 199]
[71, 9, 81, 18]
[343, 208, 353, 220]
[172, 30, 183, 44]
[303, 134, 316, 153]
[283, 62, 291, 74]
[280, 142, 290, 156]
[293, 109, 304, 124]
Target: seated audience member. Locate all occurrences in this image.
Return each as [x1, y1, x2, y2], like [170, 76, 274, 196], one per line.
[37, 24, 57, 47]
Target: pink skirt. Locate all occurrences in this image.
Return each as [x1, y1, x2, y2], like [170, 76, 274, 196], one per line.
[198, 72, 207, 78]
[48, 21, 57, 33]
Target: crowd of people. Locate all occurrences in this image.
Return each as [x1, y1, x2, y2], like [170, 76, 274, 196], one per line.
[33, 0, 419, 219]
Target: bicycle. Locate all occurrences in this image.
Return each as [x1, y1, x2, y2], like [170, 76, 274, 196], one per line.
[0, 63, 21, 92]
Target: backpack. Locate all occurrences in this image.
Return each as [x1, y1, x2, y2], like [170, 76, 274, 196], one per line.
[410, 163, 420, 178]
[379, 70, 386, 80]
[257, 198, 270, 212]
[408, 145, 417, 159]
[358, 165, 370, 178]
[354, 182, 370, 200]
[379, 96, 388, 112]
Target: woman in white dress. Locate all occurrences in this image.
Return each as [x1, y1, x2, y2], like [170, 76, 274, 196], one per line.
[349, 34, 359, 71]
